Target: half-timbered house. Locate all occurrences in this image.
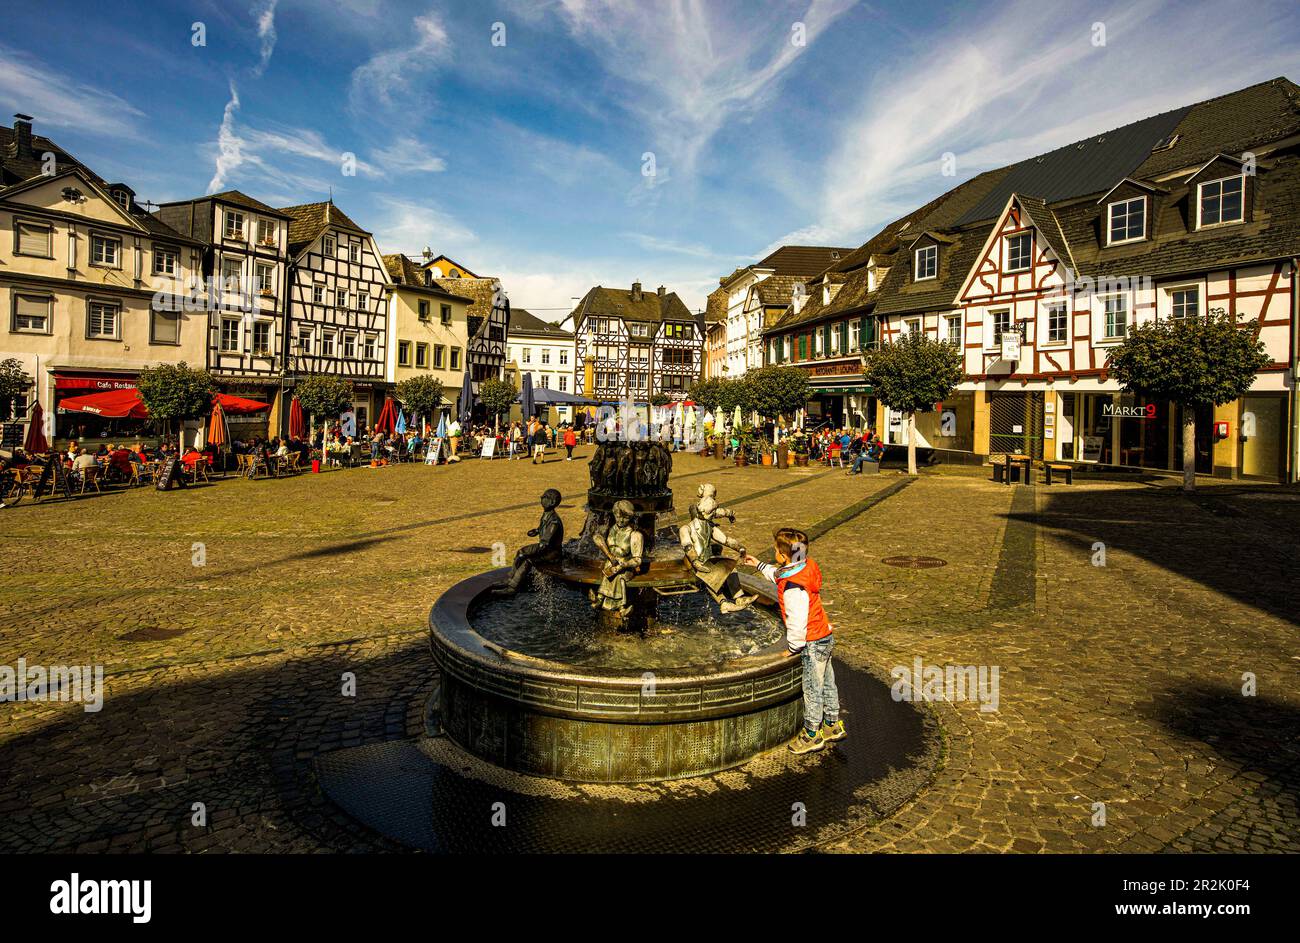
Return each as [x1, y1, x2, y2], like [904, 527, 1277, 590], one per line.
[423, 266, 510, 401]
[571, 282, 703, 403]
[280, 200, 392, 432]
[155, 190, 291, 435]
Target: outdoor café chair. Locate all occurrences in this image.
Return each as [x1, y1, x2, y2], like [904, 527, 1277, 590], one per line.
[193, 457, 211, 483]
[78, 465, 102, 495]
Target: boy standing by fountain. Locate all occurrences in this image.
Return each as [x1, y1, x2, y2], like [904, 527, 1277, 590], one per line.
[743, 529, 846, 754]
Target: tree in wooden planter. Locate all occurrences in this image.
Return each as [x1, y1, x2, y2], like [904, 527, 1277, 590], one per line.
[1106, 312, 1269, 492]
[395, 375, 444, 431]
[136, 363, 215, 448]
[863, 332, 963, 475]
[478, 378, 517, 428]
[295, 374, 354, 446]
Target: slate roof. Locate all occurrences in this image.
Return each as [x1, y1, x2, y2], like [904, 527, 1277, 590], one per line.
[432, 276, 500, 323]
[204, 190, 289, 216]
[280, 200, 369, 256]
[754, 245, 853, 276]
[572, 284, 696, 328]
[705, 285, 728, 322]
[509, 306, 573, 338]
[381, 253, 474, 302]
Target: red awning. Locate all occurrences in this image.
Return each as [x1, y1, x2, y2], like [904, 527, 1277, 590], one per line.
[214, 393, 272, 415]
[58, 388, 149, 419]
[54, 373, 137, 392]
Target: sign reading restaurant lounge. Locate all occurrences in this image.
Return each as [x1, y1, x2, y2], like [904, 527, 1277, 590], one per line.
[1102, 402, 1157, 419]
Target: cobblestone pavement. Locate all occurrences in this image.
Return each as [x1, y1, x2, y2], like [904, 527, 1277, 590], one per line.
[1, 449, 1296, 852]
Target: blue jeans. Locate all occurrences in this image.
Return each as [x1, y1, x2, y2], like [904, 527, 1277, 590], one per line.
[801, 635, 839, 733]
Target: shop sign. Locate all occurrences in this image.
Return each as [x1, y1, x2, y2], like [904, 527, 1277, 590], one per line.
[1000, 333, 1021, 361]
[1102, 403, 1157, 420]
[54, 375, 137, 392]
[808, 361, 860, 377]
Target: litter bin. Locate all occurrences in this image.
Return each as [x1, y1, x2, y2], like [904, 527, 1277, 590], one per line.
[311, 459, 321, 474]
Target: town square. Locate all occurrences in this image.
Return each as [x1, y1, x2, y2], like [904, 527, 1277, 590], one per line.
[0, 0, 1297, 914]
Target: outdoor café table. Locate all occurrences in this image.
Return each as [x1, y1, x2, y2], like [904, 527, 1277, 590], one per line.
[1005, 453, 1033, 484]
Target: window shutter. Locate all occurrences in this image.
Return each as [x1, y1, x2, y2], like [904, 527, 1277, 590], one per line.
[822, 323, 830, 355]
[858, 316, 868, 349]
[17, 222, 49, 256]
[839, 321, 848, 353]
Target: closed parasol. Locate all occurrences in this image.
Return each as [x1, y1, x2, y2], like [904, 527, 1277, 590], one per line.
[374, 397, 398, 435]
[289, 396, 306, 440]
[23, 400, 49, 454]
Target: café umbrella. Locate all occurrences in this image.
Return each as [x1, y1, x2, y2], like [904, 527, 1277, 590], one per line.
[395, 409, 406, 435]
[289, 396, 306, 440]
[373, 397, 398, 435]
[23, 400, 49, 454]
[520, 373, 535, 422]
[207, 401, 229, 474]
[457, 370, 475, 426]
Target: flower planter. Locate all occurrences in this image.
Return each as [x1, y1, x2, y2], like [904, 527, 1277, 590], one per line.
[735, 454, 748, 467]
[761, 452, 774, 466]
[794, 454, 809, 467]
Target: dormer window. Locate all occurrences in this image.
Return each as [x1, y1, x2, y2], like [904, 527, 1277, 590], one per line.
[111, 189, 130, 210]
[914, 244, 937, 281]
[1107, 196, 1146, 244]
[224, 211, 244, 240]
[1197, 175, 1244, 228]
[1005, 232, 1032, 271]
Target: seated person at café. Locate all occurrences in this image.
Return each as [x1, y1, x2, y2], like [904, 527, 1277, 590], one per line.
[181, 446, 204, 470]
[107, 445, 134, 480]
[71, 448, 98, 481]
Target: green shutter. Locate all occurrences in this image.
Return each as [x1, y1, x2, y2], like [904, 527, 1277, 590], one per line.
[822, 324, 830, 356]
[798, 335, 807, 360]
[839, 321, 848, 354]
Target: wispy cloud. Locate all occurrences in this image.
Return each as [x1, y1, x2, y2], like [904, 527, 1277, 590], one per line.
[370, 194, 478, 259]
[349, 11, 452, 112]
[0, 42, 145, 139]
[250, 0, 280, 77]
[370, 137, 447, 174]
[554, 0, 855, 180]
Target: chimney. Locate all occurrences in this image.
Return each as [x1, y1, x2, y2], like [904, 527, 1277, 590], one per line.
[657, 285, 665, 297]
[631, 281, 643, 301]
[12, 113, 33, 158]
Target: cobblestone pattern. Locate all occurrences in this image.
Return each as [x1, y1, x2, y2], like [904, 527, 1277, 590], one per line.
[2, 454, 1296, 852]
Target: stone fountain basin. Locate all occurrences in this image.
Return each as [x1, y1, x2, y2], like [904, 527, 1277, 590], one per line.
[428, 568, 803, 783]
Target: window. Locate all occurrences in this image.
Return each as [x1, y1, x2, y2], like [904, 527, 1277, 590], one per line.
[312, 285, 325, 305]
[322, 235, 335, 257]
[224, 211, 244, 240]
[398, 340, 412, 366]
[12, 293, 52, 333]
[252, 321, 271, 356]
[1169, 287, 1199, 320]
[1103, 294, 1128, 339]
[783, 336, 792, 360]
[434, 345, 446, 369]
[87, 300, 119, 339]
[418, 300, 431, 321]
[221, 318, 240, 351]
[357, 291, 368, 311]
[297, 327, 313, 353]
[257, 219, 275, 245]
[904, 318, 921, 335]
[541, 349, 551, 365]
[1107, 197, 1146, 244]
[222, 257, 243, 292]
[153, 245, 179, 276]
[946, 315, 962, 346]
[540, 374, 551, 389]
[559, 349, 568, 366]
[415, 343, 429, 368]
[522, 348, 531, 363]
[559, 375, 568, 392]
[450, 347, 461, 370]
[990, 309, 1011, 345]
[1006, 232, 1033, 271]
[348, 243, 360, 263]
[830, 325, 840, 353]
[151, 308, 180, 345]
[629, 322, 650, 338]
[1045, 303, 1067, 344]
[322, 331, 336, 357]
[850, 320, 860, 350]
[15, 220, 52, 257]
[342, 333, 357, 359]
[363, 334, 377, 360]
[90, 234, 120, 267]
[1198, 176, 1244, 227]
[440, 304, 452, 325]
[335, 289, 348, 309]
[255, 261, 274, 294]
[914, 244, 937, 280]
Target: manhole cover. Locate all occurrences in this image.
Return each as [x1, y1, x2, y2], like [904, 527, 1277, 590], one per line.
[119, 626, 191, 642]
[881, 556, 947, 569]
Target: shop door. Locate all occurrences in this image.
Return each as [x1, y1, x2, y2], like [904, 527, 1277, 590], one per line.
[989, 392, 1044, 459]
[1239, 395, 1284, 480]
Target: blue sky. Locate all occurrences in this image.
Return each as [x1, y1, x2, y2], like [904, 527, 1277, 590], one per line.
[3, 0, 1299, 316]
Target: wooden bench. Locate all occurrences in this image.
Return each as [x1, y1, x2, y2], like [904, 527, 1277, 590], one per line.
[993, 453, 1033, 484]
[1044, 462, 1074, 485]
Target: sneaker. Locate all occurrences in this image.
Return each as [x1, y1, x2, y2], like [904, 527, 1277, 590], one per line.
[788, 728, 825, 755]
[820, 719, 846, 742]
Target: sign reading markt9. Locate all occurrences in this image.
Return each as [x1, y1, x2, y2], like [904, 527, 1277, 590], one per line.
[1102, 402, 1158, 420]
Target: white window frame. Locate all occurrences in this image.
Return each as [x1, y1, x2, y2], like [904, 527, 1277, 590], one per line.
[251, 320, 273, 356]
[348, 242, 360, 264]
[1197, 174, 1245, 228]
[312, 285, 325, 305]
[1100, 292, 1128, 342]
[357, 291, 368, 312]
[987, 309, 1012, 350]
[1165, 283, 1201, 321]
[12, 292, 53, 334]
[1107, 196, 1147, 245]
[322, 235, 335, 257]
[222, 257, 243, 292]
[397, 340, 412, 367]
[90, 234, 121, 268]
[945, 314, 962, 346]
[342, 332, 357, 359]
[255, 261, 275, 295]
[1005, 232, 1033, 272]
[914, 244, 937, 281]
[256, 218, 275, 246]
[224, 211, 245, 241]
[221, 317, 241, 352]
[86, 299, 120, 339]
[153, 245, 179, 276]
[322, 330, 337, 358]
[904, 317, 921, 336]
[297, 326, 314, 353]
[335, 289, 348, 309]
[1042, 302, 1068, 345]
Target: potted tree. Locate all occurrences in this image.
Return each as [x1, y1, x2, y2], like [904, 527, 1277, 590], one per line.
[789, 431, 810, 467]
[863, 332, 963, 475]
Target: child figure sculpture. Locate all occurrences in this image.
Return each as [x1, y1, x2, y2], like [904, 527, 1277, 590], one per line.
[679, 483, 757, 613]
[590, 499, 644, 617]
[493, 488, 564, 595]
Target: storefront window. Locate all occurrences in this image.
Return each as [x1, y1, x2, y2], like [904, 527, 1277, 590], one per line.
[915, 393, 974, 452]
